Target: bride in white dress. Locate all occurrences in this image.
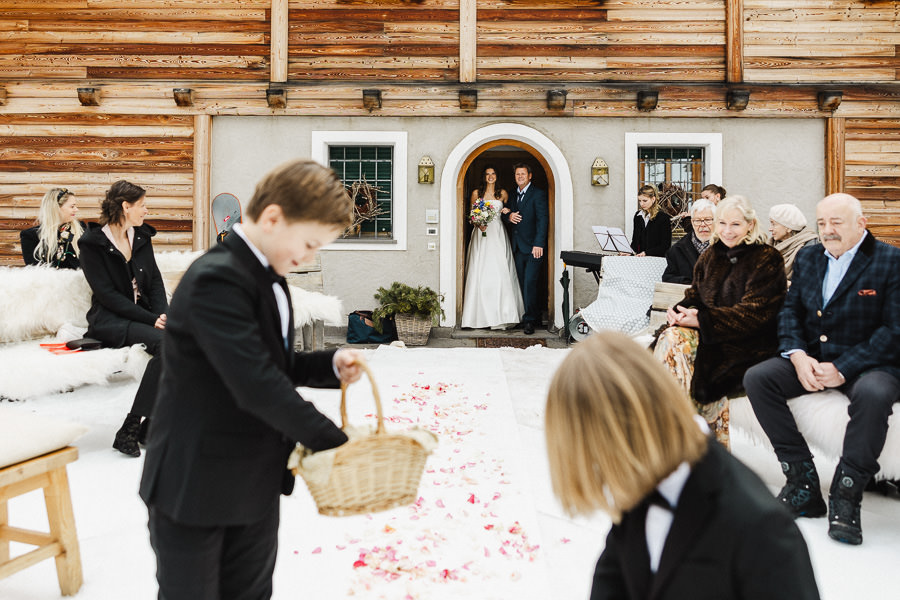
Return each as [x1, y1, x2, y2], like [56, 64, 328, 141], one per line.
[461, 166, 525, 329]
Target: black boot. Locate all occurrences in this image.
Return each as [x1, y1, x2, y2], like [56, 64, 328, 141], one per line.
[113, 413, 141, 457]
[777, 459, 827, 518]
[828, 464, 865, 545]
[138, 417, 152, 446]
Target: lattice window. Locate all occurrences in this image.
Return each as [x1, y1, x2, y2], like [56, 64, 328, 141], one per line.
[638, 146, 705, 206]
[329, 145, 394, 240]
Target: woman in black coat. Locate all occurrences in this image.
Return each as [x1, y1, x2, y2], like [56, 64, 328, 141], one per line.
[662, 198, 715, 284]
[630, 184, 672, 257]
[79, 180, 168, 457]
[20, 187, 84, 269]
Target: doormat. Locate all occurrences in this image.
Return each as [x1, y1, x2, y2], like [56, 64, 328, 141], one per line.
[475, 337, 547, 349]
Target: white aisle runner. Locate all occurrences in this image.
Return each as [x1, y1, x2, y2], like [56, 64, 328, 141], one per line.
[278, 346, 552, 599]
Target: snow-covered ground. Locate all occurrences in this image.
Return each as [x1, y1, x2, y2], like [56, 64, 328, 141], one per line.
[1, 345, 898, 599]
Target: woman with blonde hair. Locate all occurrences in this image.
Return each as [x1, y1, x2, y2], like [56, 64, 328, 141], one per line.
[654, 195, 786, 446]
[629, 183, 671, 257]
[20, 187, 84, 269]
[546, 332, 819, 600]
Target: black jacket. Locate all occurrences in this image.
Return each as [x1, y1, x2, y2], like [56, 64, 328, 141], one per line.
[140, 233, 347, 526]
[79, 223, 168, 347]
[631, 211, 672, 257]
[591, 440, 820, 600]
[662, 234, 701, 284]
[20, 223, 83, 269]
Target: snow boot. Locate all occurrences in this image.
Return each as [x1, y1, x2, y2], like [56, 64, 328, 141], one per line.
[113, 413, 141, 457]
[777, 459, 827, 518]
[828, 464, 865, 545]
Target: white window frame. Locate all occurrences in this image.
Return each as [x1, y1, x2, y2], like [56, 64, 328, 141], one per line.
[624, 132, 722, 240]
[311, 130, 408, 251]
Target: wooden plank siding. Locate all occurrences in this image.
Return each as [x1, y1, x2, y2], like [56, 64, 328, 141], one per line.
[0, 114, 194, 265]
[286, 0, 461, 81]
[476, 0, 726, 82]
[744, 1, 900, 83]
[0, 3, 270, 81]
[846, 117, 900, 246]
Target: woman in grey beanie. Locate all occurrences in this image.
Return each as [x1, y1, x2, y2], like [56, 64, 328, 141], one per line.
[768, 204, 819, 281]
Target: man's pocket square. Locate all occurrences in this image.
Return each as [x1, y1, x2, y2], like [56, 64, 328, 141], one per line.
[858, 289, 877, 296]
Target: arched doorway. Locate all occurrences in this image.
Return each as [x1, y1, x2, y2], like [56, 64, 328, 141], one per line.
[439, 123, 574, 328]
[457, 143, 555, 328]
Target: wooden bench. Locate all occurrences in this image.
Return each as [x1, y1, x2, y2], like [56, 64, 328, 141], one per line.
[0, 446, 82, 595]
[649, 281, 900, 480]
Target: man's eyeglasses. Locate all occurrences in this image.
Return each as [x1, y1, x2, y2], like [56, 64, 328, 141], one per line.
[694, 218, 714, 225]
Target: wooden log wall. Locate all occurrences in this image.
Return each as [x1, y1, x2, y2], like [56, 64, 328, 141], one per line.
[744, 1, 900, 83]
[846, 117, 900, 244]
[0, 114, 195, 266]
[0, 1, 270, 81]
[0, 0, 899, 258]
[286, 0, 461, 81]
[476, 0, 725, 82]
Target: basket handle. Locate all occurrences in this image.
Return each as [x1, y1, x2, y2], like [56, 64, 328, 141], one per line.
[339, 358, 385, 435]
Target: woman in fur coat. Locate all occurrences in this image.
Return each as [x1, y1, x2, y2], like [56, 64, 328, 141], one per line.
[79, 180, 168, 457]
[655, 195, 787, 447]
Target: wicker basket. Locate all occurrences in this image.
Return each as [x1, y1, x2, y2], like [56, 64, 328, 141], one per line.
[395, 312, 432, 346]
[293, 360, 435, 516]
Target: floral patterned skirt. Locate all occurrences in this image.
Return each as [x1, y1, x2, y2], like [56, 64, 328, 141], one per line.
[652, 325, 730, 450]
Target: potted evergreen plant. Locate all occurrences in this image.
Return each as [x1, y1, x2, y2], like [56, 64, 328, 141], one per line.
[372, 282, 445, 346]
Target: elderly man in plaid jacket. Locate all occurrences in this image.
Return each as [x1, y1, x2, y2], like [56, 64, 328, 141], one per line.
[744, 193, 900, 546]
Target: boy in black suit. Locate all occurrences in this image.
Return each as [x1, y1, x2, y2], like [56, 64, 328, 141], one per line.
[140, 160, 362, 599]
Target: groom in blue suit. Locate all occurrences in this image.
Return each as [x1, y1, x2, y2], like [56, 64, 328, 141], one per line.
[504, 163, 549, 334]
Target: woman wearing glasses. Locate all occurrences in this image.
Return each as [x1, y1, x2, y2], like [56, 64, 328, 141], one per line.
[20, 187, 84, 269]
[662, 199, 715, 284]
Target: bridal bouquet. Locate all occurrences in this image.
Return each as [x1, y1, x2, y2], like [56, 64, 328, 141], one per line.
[469, 199, 498, 237]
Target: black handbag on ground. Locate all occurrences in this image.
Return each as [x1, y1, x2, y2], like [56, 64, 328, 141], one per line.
[347, 311, 397, 344]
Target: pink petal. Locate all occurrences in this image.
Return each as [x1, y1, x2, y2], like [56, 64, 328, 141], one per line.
[311, 547, 322, 554]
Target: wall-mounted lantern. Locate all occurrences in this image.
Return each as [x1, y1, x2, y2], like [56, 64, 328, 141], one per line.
[173, 88, 194, 107]
[77, 87, 100, 106]
[636, 90, 658, 112]
[418, 156, 435, 184]
[266, 87, 286, 109]
[459, 89, 477, 111]
[726, 89, 750, 111]
[362, 89, 382, 111]
[591, 158, 609, 186]
[818, 90, 842, 112]
[547, 89, 567, 110]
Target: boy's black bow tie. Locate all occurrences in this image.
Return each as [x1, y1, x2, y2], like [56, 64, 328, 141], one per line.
[266, 266, 286, 285]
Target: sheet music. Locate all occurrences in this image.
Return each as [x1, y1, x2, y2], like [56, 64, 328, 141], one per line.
[592, 226, 634, 254]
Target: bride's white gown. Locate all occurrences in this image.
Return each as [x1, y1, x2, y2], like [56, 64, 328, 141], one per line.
[460, 199, 524, 329]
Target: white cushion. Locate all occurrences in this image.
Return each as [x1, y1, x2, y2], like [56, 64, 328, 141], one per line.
[0, 410, 87, 469]
[581, 256, 667, 335]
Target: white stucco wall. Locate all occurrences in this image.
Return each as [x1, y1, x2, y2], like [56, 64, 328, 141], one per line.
[210, 116, 824, 322]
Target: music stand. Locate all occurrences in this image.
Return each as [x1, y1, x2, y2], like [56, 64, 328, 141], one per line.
[592, 226, 634, 254]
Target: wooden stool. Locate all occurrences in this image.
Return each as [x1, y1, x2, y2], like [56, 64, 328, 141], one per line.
[0, 446, 82, 595]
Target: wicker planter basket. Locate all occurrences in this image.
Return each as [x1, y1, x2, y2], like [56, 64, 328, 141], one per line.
[394, 312, 432, 346]
[292, 360, 436, 516]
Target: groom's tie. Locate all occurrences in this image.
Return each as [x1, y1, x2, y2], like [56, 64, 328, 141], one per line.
[517, 189, 525, 207]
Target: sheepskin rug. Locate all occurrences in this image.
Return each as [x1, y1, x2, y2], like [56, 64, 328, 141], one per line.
[731, 392, 900, 480]
[0, 338, 150, 401]
[0, 266, 90, 342]
[290, 285, 343, 326]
